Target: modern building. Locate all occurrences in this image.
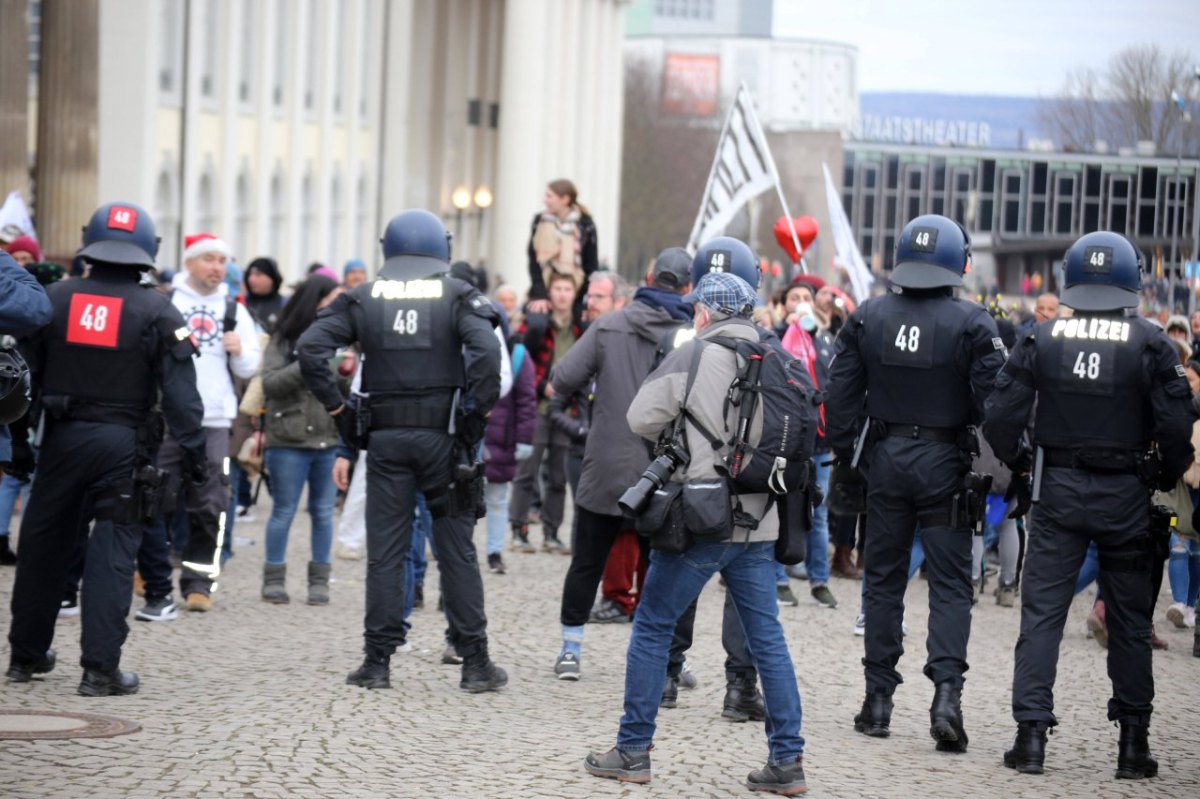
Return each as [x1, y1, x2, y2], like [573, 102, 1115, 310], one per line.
[841, 141, 1197, 294]
[3, 0, 629, 289]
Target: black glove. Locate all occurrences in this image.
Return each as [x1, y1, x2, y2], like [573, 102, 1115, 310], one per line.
[334, 405, 358, 451]
[457, 411, 488, 448]
[1003, 474, 1032, 519]
[1007, 441, 1033, 476]
[7, 441, 35, 483]
[827, 460, 867, 516]
[182, 447, 209, 489]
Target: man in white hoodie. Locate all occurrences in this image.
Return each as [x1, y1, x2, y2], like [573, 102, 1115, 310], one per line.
[162, 233, 262, 611]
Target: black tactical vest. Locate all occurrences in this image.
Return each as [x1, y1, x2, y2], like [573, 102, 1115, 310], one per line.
[40, 271, 165, 412]
[355, 275, 468, 395]
[861, 292, 975, 428]
[1033, 314, 1150, 450]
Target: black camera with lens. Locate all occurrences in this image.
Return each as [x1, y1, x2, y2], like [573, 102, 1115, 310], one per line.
[618, 437, 690, 517]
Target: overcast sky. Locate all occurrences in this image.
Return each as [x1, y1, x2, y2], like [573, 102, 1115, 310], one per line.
[774, 0, 1198, 97]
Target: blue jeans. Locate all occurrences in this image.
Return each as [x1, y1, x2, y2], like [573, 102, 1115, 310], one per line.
[1168, 533, 1200, 606]
[0, 473, 32, 536]
[806, 459, 832, 585]
[1074, 541, 1100, 596]
[263, 447, 337, 565]
[403, 492, 431, 620]
[618, 540, 804, 764]
[484, 480, 509, 556]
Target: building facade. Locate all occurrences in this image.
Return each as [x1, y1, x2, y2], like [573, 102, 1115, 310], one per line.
[842, 142, 1198, 293]
[10, 0, 628, 289]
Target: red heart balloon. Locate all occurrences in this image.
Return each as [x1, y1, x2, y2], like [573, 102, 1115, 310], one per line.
[773, 215, 819, 263]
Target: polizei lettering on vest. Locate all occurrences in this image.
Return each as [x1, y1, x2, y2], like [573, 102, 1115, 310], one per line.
[371, 279, 445, 300]
[1049, 318, 1130, 342]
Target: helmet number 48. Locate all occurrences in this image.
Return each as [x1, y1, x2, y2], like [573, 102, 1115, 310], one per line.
[1072, 351, 1101, 380]
[894, 324, 921, 353]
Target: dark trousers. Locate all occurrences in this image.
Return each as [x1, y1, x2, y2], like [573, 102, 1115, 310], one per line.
[509, 416, 568, 539]
[863, 437, 973, 696]
[365, 428, 489, 658]
[562, 506, 752, 678]
[8, 421, 139, 672]
[1013, 468, 1154, 724]
[158, 429, 230, 596]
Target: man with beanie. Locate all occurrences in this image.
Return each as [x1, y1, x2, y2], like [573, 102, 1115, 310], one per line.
[344, 258, 368, 289]
[162, 233, 261, 611]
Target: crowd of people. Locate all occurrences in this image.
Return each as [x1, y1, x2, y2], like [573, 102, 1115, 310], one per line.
[1, 178, 1198, 796]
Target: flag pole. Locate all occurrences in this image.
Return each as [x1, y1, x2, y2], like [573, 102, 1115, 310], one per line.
[736, 84, 807, 276]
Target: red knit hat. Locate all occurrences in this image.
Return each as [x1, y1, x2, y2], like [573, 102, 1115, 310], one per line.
[789, 273, 826, 293]
[183, 232, 230, 262]
[4, 235, 42, 262]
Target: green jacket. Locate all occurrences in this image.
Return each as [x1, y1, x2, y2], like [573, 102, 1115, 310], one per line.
[262, 336, 341, 450]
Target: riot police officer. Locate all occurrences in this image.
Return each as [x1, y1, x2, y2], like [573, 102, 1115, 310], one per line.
[825, 214, 1004, 751]
[984, 231, 1195, 778]
[6, 202, 207, 696]
[297, 209, 505, 693]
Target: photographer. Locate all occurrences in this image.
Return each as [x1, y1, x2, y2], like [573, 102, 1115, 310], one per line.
[584, 272, 807, 795]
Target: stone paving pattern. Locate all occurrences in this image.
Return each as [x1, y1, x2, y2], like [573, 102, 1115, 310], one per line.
[2, 508, 1198, 798]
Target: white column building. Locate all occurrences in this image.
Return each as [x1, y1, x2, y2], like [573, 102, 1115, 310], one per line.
[89, 0, 627, 288]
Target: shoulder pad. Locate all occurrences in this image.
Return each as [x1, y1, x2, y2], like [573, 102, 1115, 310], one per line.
[458, 284, 498, 321]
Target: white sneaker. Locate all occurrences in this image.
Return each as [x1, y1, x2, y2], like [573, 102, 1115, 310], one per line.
[236, 506, 257, 523]
[1185, 606, 1196, 628]
[1166, 602, 1188, 629]
[679, 659, 699, 689]
[853, 614, 865, 636]
[58, 598, 80, 618]
[336, 543, 364, 561]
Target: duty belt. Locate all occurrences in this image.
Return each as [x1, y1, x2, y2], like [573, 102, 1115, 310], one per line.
[368, 403, 451, 431]
[1041, 447, 1143, 475]
[881, 423, 960, 444]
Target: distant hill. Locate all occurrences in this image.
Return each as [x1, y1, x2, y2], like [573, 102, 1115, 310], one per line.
[857, 92, 1046, 150]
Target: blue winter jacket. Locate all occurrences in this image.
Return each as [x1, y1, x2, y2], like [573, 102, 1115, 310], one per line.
[0, 251, 52, 462]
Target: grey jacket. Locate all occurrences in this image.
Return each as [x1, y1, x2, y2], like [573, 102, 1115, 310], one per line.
[627, 317, 779, 543]
[262, 337, 341, 450]
[550, 298, 687, 516]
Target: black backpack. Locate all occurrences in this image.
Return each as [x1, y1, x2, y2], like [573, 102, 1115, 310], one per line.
[684, 334, 819, 496]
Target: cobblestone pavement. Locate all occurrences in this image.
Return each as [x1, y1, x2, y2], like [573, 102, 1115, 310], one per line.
[2, 507, 1198, 798]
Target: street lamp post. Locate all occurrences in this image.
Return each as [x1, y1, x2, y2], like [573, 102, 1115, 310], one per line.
[451, 186, 472, 252]
[473, 185, 493, 264]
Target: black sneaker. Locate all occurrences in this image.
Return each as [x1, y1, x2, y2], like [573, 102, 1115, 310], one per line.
[6, 649, 56, 683]
[590, 598, 632, 624]
[135, 596, 178, 622]
[555, 651, 581, 681]
[412, 584, 424, 609]
[746, 757, 807, 795]
[460, 652, 508, 693]
[512, 524, 536, 553]
[661, 675, 679, 709]
[487, 553, 506, 574]
[78, 668, 139, 696]
[584, 747, 651, 784]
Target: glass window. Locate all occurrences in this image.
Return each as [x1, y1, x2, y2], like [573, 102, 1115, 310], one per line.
[200, 0, 219, 98]
[159, 0, 185, 98]
[304, 0, 319, 111]
[154, 169, 179, 267]
[239, 0, 256, 105]
[269, 172, 285, 256]
[1053, 174, 1075, 235]
[1106, 174, 1130, 234]
[273, 0, 289, 107]
[1001, 169, 1023, 234]
[235, 172, 253, 260]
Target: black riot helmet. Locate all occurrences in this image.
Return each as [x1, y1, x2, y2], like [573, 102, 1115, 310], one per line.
[1060, 231, 1141, 312]
[379, 210, 452, 280]
[891, 214, 971, 290]
[0, 346, 30, 425]
[78, 202, 160, 268]
[690, 236, 761, 290]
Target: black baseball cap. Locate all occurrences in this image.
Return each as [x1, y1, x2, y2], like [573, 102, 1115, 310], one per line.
[651, 247, 692, 289]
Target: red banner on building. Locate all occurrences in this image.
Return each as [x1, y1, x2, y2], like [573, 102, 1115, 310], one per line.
[662, 53, 719, 117]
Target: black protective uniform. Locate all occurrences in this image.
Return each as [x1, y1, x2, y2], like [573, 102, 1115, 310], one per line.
[826, 288, 1003, 725]
[984, 314, 1195, 729]
[8, 267, 205, 679]
[296, 263, 502, 687]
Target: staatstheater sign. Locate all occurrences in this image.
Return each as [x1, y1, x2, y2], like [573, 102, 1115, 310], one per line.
[854, 115, 992, 148]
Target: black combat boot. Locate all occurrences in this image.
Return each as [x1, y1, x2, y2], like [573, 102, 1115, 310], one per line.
[1003, 720, 1050, 774]
[660, 674, 679, 709]
[929, 682, 968, 752]
[853, 692, 893, 737]
[5, 649, 56, 683]
[1115, 717, 1158, 779]
[78, 668, 139, 696]
[460, 647, 508, 693]
[346, 650, 391, 689]
[722, 674, 766, 722]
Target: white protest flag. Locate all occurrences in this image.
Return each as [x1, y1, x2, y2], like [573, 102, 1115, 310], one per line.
[687, 85, 778, 253]
[0, 191, 36, 241]
[822, 163, 874, 303]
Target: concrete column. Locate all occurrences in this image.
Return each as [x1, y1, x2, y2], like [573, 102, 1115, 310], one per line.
[478, 0, 505, 267]
[220, 0, 241, 253]
[315, 0, 338, 263]
[493, 0, 548, 292]
[97, 0, 158, 208]
[556, 0, 582, 175]
[179, 0, 204, 242]
[35, 0, 100, 258]
[285, 0, 307, 280]
[0, 0, 28, 199]
[574, 0, 599, 218]
[253, 0, 274, 262]
[344, 0, 364, 263]
[600, 0, 625, 264]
